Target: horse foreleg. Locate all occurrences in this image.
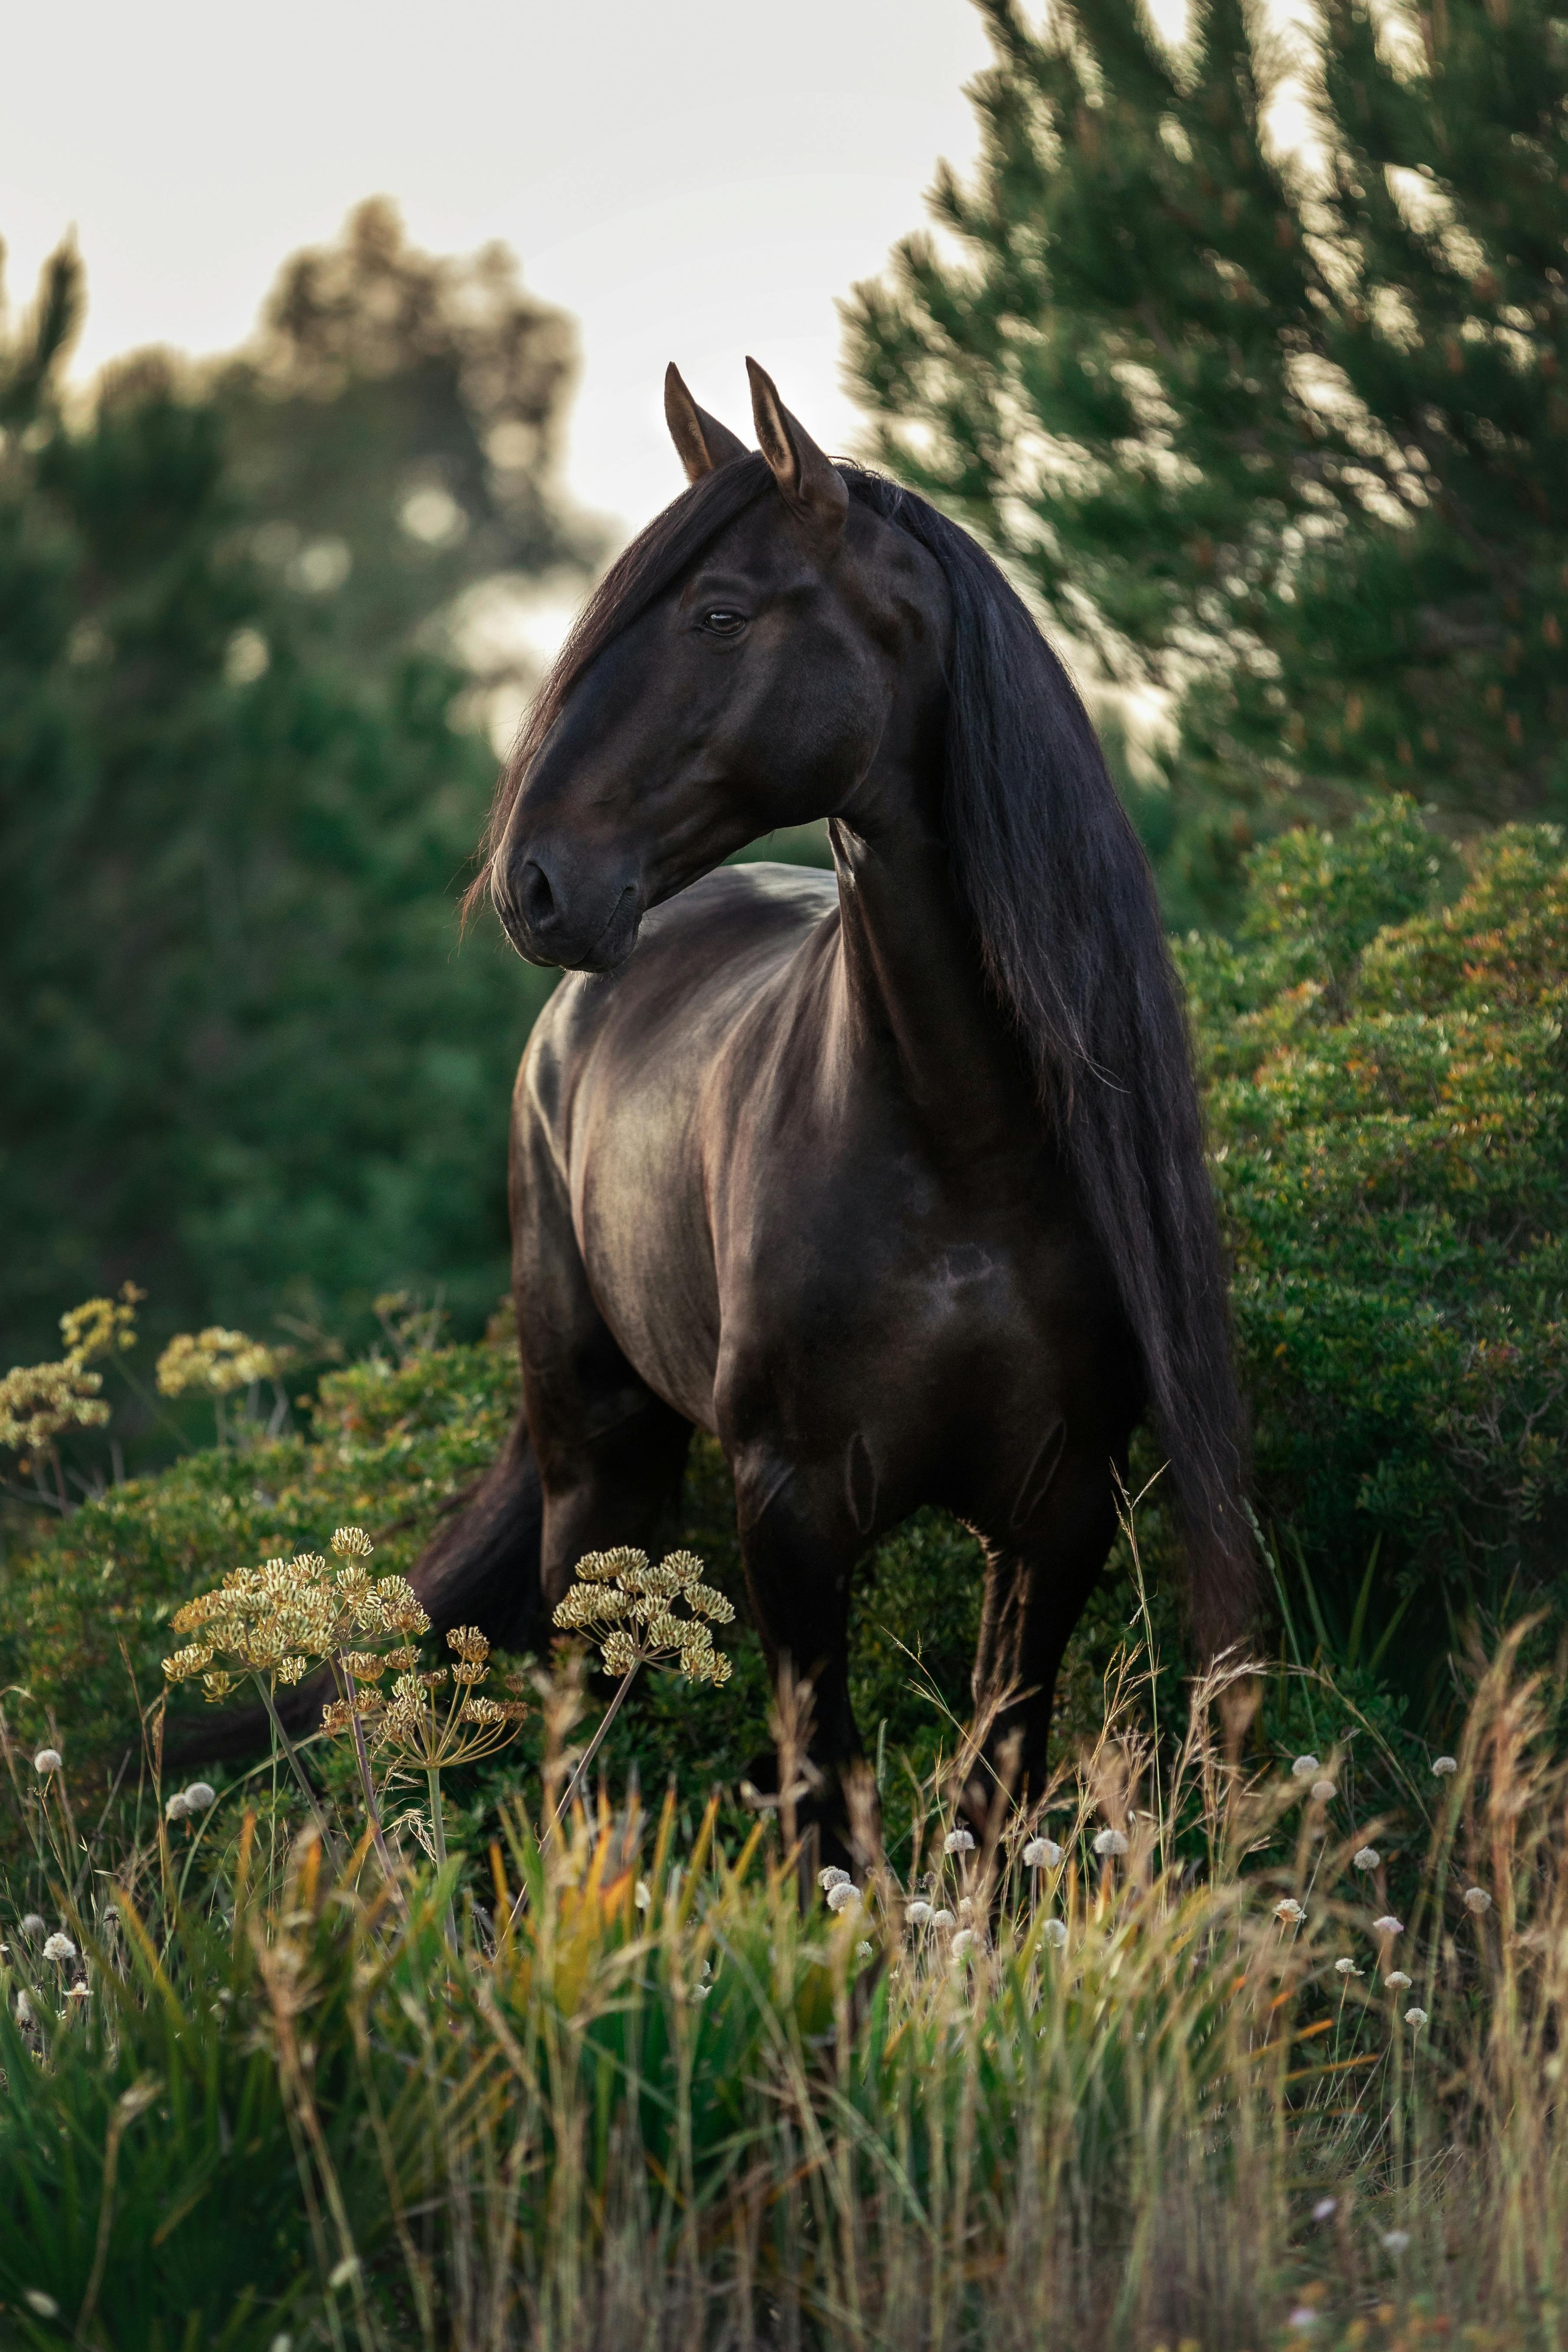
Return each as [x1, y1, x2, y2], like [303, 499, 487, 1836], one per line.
[730, 1445, 868, 1869]
[966, 1445, 1121, 1829]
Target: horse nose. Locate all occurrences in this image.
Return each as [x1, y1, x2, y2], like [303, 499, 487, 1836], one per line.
[518, 857, 559, 941]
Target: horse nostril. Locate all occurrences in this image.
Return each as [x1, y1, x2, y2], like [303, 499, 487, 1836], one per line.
[519, 859, 557, 935]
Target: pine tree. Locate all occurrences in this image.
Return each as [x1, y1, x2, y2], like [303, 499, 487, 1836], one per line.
[846, 0, 1568, 916]
[0, 227, 588, 1363]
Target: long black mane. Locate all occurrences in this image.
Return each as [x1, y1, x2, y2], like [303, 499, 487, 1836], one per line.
[478, 454, 1253, 1645]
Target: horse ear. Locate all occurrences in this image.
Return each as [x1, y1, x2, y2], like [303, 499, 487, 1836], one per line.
[664, 364, 749, 483]
[745, 357, 848, 550]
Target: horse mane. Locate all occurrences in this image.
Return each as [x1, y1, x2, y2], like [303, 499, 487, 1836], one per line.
[474, 454, 1254, 1649]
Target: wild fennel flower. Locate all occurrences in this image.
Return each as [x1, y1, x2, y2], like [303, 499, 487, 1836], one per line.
[552, 1546, 735, 1684]
[155, 1327, 277, 1397]
[1022, 1836, 1062, 1868]
[59, 1283, 142, 1369]
[0, 1361, 110, 1454]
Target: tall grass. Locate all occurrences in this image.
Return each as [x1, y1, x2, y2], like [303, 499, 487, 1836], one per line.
[3, 1612, 1567, 2349]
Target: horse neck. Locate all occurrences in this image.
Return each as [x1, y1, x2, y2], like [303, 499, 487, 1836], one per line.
[825, 754, 1040, 1164]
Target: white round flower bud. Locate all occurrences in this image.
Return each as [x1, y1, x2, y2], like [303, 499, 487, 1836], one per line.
[1310, 1780, 1336, 1803]
[1385, 1970, 1412, 1990]
[20, 1913, 47, 1938]
[1092, 1827, 1129, 1858]
[1022, 1836, 1062, 1869]
[1335, 1957, 1361, 1976]
[1464, 1886, 1492, 1914]
[905, 1900, 933, 1927]
[165, 1792, 190, 1823]
[1404, 2007, 1428, 2027]
[1372, 1914, 1404, 1937]
[825, 1881, 861, 1913]
[943, 1827, 975, 1856]
[1290, 1754, 1320, 1779]
[1431, 1755, 1458, 1777]
[183, 1782, 216, 1810]
[1353, 1847, 1381, 1872]
[819, 1866, 851, 1892]
[33, 1748, 63, 1775]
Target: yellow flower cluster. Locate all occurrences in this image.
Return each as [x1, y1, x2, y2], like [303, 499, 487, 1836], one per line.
[59, 1283, 145, 1370]
[162, 1525, 428, 1700]
[0, 1361, 111, 1454]
[0, 1282, 145, 1458]
[552, 1547, 735, 1685]
[322, 1624, 528, 1771]
[156, 1327, 278, 1398]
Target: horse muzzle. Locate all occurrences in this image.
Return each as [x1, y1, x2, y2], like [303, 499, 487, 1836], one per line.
[493, 849, 645, 973]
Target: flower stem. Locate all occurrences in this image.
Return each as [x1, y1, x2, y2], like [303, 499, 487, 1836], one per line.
[337, 1655, 401, 1899]
[426, 1764, 458, 1948]
[251, 1673, 333, 1852]
[547, 1662, 640, 1845]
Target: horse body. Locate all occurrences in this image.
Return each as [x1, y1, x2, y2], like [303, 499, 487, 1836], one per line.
[402, 359, 1250, 1833]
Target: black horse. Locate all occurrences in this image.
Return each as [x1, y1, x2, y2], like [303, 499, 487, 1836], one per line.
[411, 360, 1251, 1822]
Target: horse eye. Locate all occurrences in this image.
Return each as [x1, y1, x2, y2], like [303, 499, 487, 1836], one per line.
[700, 609, 746, 637]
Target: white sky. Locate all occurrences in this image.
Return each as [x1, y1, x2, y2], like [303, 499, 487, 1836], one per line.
[0, 0, 990, 545]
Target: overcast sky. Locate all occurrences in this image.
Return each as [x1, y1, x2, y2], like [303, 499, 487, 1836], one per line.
[1, 0, 990, 542]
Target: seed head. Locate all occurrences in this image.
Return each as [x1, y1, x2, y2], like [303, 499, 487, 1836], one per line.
[20, 1914, 47, 1938]
[1022, 1836, 1062, 1868]
[930, 1908, 956, 1929]
[42, 1932, 76, 1964]
[330, 1526, 374, 1559]
[1313, 2197, 1338, 2221]
[1352, 1846, 1380, 1872]
[1372, 1914, 1404, 1937]
[1311, 1780, 1336, 1802]
[165, 1792, 190, 1822]
[950, 1928, 976, 1959]
[825, 1882, 861, 1914]
[819, 1866, 851, 1892]
[1404, 2007, 1428, 2027]
[1464, 1886, 1492, 1914]
[1275, 1898, 1306, 1924]
[1335, 1957, 1362, 1976]
[183, 1781, 216, 1810]
[1290, 1754, 1321, 1779]
[1385, 1970, 1412, 1990]
[943, 1827, 975, 1855]
[1431, 1755, 1458, 1777]
[1093, 1827, 1129, 1858]
[1041, 1917, 1068, 1950]
[33, 1748, 62, 1775]
[905, 1900, 933, 1927]
[1382, 2230, 1411, 2254]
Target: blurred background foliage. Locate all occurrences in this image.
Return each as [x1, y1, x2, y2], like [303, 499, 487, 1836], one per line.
[0, 204, 596, 1375]
[845, 0, 1568, 926]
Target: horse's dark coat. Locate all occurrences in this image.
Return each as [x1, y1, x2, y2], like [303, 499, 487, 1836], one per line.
[424, 364, 1252, 1826]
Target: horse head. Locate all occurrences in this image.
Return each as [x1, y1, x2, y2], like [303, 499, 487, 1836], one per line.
[488, 360, 947, 972]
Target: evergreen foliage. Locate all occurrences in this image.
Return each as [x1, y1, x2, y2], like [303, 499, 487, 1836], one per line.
[845, 0, 1568, 916]
[0, 216, 590, 1365]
